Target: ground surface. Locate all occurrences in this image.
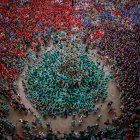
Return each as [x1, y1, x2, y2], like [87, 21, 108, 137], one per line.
[8, 46, 121, 135]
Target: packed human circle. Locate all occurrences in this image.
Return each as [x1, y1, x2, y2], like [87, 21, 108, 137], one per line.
[0, 0, 139, 139]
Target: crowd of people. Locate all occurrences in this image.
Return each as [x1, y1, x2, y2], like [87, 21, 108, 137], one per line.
[0, 0, 140, 139]
[99, 21, 140, 140]
[23, 29, 111, 118]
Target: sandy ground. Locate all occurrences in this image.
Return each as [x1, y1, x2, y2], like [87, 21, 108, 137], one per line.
[8, 47, 121, 135]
